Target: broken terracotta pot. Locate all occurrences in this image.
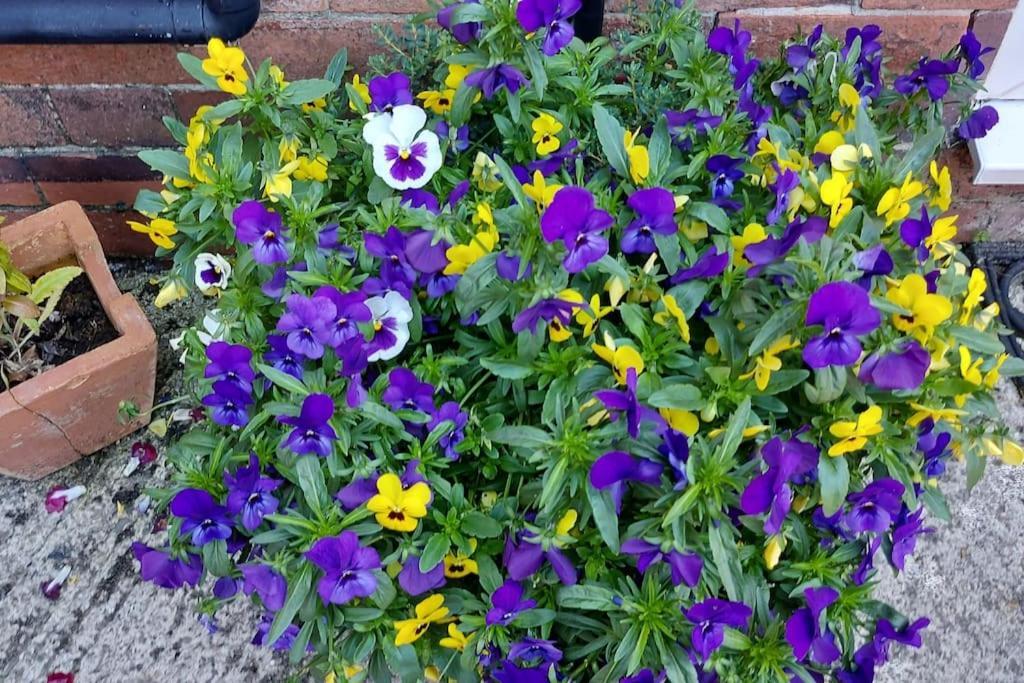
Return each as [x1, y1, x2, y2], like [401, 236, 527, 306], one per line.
[0, 201, 156, 480]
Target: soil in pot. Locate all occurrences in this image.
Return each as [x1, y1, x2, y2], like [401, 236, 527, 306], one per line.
[3, 274, 118, 388]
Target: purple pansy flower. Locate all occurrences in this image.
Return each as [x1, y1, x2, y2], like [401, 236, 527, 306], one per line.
[504, 532, 577, 586]
[429, 401, 469, 459]
[362, 105, 443, 191]
[707, 20, 759, 91]
[853, 244, 893, 288]
[890, 505, 933, 571]
[516, 0, 582, 56]
[918, 418, 952, 479]
[785, 586, 841, 665]
[398, 555, 446, 596]
[529, 138, 580, 176]
[509, 638, 563, 668]
[684, 598, 752, 660]
[706, 154, 745, 202]
[383, 368, 435, 412]
[464, 64, 529, 99]
[279, 393, 337, 456]
[213, 576, 240, 599]
[496, 252, 533, 281]
[540, 186, 612, 272]
[899, 205, 936, 261]
[960, 30, 994, 79]
[844, 478, 906, 534]
[621, 539, 703, 587]
[224, 454, 281, 531]
[786, 24, 823, 72]
[492, 662, 552, 683]
[511, 298, 581, 335]
[740, 436, 819, 535]
[368, 72, 413, 112]
[232, 200, 290, 265]
[621, 187, 677, 254]
[594, 367, 665, 439]
[765, 168, 800, 226]
[314, 286, 373, 349]
[277, 293, 336, 360]
[204, 341, 255, 391]
[858, 340, 931, 391]
[365, 290, 414, 362]
[437, 0, 482, 44]
[240, 563, 288, 612]
[745, 216, 827, 277]
[486, 580, 537, 626]
[264, 334, 304, 380]
[202, 379, 253, 428]
[305, 531, 381, 605]
[132, 542, 202, 589]
[170, 488, 233, 546]
[958, 105, 999, 140]
[894, 58, 959, 101]
[590, 451, 664, 512]
[659, 429, 690, 490]
[803, 282, 882, 369]
[671, 246, 730, 284]
[252, 613, 303, 650]
[365, 226, 418, 294]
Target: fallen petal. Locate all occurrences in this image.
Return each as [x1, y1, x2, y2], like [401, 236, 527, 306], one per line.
[45, 485, 86, 513]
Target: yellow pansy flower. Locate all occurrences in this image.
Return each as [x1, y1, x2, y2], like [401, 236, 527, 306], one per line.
[831, 83, 860, 132]
[472, 202, 495, 228]
[472, 152, 503, 192]
[985, 354, 1007, 388]
[814, 130, 846, 156]
[830, 143, 872, 173]
[154, 279, 188, 308]
[731, 223, 767, 267]
[523, 170, 562, 212]
[653, 294, 690, 343]
[819, 171, 854, 229]
[417, 89, 456, 115]
[393, 594, 449, 646]
[828, 405, 883, 456]
[930, 161, 952, 212]
[764, 535, 785, 570]
[439, 623, 470, 652]
[886, 273, 953, 340]
[264, 160, 300, 201]
[444, 541, 479, 578]
[926, 215, 958, 253]
[532, 113, 563, 155]
[570, 292, 613, 337]
[366, 473, 432, 532]
[445, 64, 474, 90]
[707, 424, 769, 440]
[660, 408, 699, 436]
[624, 129, 649, 185]
[301, 98, 327, 113]
[202, 38, 248, 96]
[605, 276, 627, 307]
[681, 219, 708, 241]
[555, 508, 577, 540]
[1000, 440, 1024, 465]
[593, 333, 645, 384]
[959, 345, 984, 386]
[907, 403, 965, 428]
[128, 217, 178, 250]
[444, 228, 499, 276]
[294, 155, 328, 182]
[740, 336, 800, 392]
[349, 74, 371, 111]
[960, 268, 987, 324]
[876, 172, 924, 227]
[279, 137, 300, 164]
[269, 65, 288, 88]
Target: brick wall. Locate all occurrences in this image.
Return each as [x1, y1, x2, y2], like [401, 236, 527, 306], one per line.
[0, 0, 1017, 254]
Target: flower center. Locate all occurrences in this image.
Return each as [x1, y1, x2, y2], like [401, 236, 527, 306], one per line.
[263, 230, 275, 239]
[415, 622, 429, 635]
[388, 509, 406, 522]
[373, 320, 383, 331]
[399, 148, 412, 160]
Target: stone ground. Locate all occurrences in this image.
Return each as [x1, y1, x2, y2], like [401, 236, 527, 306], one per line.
[1, 259, 1023, 682]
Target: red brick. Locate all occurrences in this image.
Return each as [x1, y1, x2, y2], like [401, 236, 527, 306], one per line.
[971, 10, 1012, 80]
[38, 180, 163, 208]
[0, 90, 66, 147]
[330, 0, 428, 11]
[85, 210, 158, 257]
[0, 44, 187, 86]
[0, 158, 29, 182]
[235, 16, 405, 77]
[266, 0, 329, 10]
[0, 182, 42, 207]
[0, 208, 34, 227]
[609, 0, 839, 9]
[862, 0, 1013, 8]
[23, 155, 156, 182]
[49, 87, 175, 147]
[717, 10, 970, 69]
[954, 199, 1024, 242]
[170, 89, 229, 122]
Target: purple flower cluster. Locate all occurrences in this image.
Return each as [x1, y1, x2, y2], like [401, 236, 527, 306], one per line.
[202, 342, 255, 428]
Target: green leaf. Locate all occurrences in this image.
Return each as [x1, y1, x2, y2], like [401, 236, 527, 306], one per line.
[177, 52, 219, 89]
[268, 564, 312, 645]
[647, 116, 672, 184]
[818, 455, 849, 516]
[715, 397, 751, 461]
[295, 455, 330, 514]
[748, 304, 803, 357]
[492, 154, 530, 209]
[523, 44, 548, 100]
[708, 525, 741, 601]
[591, 103, 629, 179]
[921, 486, 951, 522]
[279, 79, 338, 106]
[203, 98, 244, 121]
[420, 533, 451, 572]
[138, 149, 191, 180]
[557, 584, 618, 610]
[687, 201, 730, 232]
[514, 608, 556, 627]
[853, 103, 881, 159]
[255, 363, 309, 396]
[647, 383, 703, 410]
[659, 632, 699, 683]
[462, 511, 502, 538]
[586, 483, 620, 552]
[201, 540, 231, 577]
[480, 357, 533, 380]
[950, 325, 1005, 355]
[361, 401, 405, 431]
[324, 48, 349, 85]
[892, 124, 945, 180]
[489, 425, 550, 448]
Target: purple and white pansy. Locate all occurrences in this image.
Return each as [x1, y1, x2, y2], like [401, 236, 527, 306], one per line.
[365, 290, 414, 362]
[362, 104, 442, 190]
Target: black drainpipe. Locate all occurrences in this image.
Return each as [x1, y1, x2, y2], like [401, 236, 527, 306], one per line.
[0, 0, 260, 44]
[573, 0, 606, 43]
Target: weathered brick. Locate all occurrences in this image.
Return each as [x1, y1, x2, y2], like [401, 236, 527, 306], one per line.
[0, 158, 30, 182]
[22, 155, 156, 182]
[170, 89, 229, 122]
[0, 45, 187, 86]
[0, 182, 42, 207]
[330, 0, 429, 12]
[265, 0, 329, 11]
[609, 0, 842, 10]
[49, 87, 176, 147]
[0, 90, 66, 147]
[235, 16, 405, 77]
[971, 10, 1012, 81]
[954, 198, 1024, 242]
[85, 210, 159, 257]
[38, 181, 163, 208]
[861, 0, 1014, 9]
[717, 10, 971, 69]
